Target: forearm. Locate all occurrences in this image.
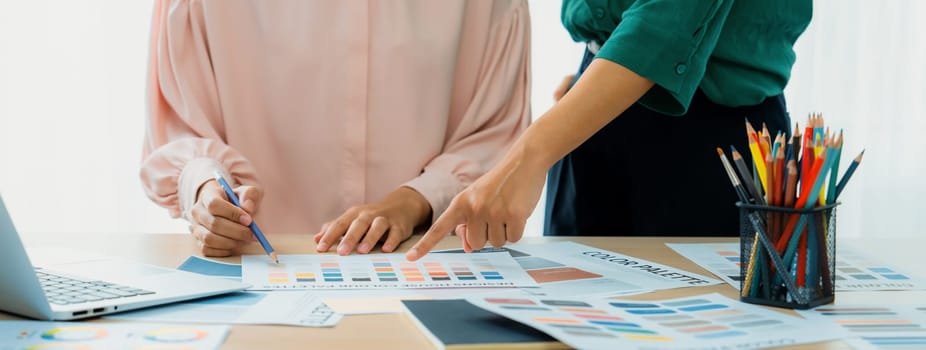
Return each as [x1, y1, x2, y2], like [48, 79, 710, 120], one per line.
[517, 58, 654, 170]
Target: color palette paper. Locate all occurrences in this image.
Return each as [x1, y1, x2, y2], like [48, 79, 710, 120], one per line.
[466, 293, 842, 350]
[798, 305, 926, 349]
[667, 243, 926, 291]
[242, 252, 536, 290]
[435, 242, 719, 298]
[0, 321, 228, 349]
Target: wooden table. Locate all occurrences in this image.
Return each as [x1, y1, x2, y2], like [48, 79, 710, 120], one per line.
[7, 233, 924, 349]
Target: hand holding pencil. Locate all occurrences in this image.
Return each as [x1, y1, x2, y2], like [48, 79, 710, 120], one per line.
[186, 171, 276, 262]
[213, 172, 279, 263]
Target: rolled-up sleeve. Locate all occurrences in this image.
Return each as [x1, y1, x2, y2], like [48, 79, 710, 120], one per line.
[140, 0, 259, 220]
[597, 0, 734, 115]
[403, 1, 532, 222]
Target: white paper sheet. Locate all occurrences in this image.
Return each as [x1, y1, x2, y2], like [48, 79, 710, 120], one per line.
[436, 242, 719, 298]
[797, 304, 926, 349]
[313, 288, 510, 315]
[108, 291, 342, 327]
[0, 321, 229, 350]
[242, 252, 536, 290]
[667, 243, 926, 291]
[466, 293, 844, 350]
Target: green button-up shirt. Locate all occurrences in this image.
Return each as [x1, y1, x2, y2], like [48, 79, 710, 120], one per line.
[562, 0, 812, 115]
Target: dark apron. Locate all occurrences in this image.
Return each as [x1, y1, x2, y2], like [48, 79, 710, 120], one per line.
[545, 49, 791, 237]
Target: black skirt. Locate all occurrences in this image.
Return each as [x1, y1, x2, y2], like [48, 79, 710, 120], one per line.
[545, 49, 791, 237]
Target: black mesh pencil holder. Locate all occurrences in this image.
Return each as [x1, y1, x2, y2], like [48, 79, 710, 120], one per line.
[736, 202, 838, 309]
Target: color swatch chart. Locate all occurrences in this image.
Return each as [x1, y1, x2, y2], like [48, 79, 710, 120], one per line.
[0, 321, 228, 350]
[668, 243, 926, 291]
[242, 252, 536, 290]
[467, 293, 840, 350]
[798, 305, 926, 349]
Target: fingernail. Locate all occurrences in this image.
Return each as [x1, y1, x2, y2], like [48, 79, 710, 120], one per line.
[382, 243, 394, 252]
[239, 214, 252, 226]
[316, 242, 329, 252]
[242, 199, 254, 212]
[406, 248, 419, 260]
[337, 244, 350, 256]
[358, 243, 370, 253]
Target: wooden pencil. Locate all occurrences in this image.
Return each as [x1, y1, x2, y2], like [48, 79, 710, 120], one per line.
[731, 146, 765, 205]
[834, 149, 864, 199]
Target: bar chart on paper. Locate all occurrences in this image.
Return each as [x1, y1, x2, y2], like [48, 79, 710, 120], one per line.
[242, 252, 537, 290]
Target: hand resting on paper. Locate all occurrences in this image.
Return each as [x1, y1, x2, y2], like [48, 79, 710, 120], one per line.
[314, 187, 432, 255]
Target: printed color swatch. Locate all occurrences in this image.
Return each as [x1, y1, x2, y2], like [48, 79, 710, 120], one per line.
[467, 293, 841, 349]
[242, 252, 536, 290]
[668, 243, 926, 291]
[799, 305, 926, 349]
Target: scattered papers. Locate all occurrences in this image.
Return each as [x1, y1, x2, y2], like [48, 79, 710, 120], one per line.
[798, 304, 926, 350]
[0, 321, 229, 350]
[242, 252, 536, 290]
[108, 291, 341, 327]
[467, 293, 842, 350]
[667, 243, 926, 291]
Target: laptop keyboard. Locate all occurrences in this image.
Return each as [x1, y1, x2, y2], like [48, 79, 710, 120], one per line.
[36, 269, 155, 305]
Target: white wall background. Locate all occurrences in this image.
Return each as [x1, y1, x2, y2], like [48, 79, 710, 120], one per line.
[1, 1, 922, 238]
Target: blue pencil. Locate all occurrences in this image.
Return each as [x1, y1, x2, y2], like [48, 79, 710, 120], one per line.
[825, 131, 844, 204]
[834, 150, 865, 199]
[214, 171, 279, 264]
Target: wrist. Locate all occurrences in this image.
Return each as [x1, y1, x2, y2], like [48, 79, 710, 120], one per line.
[395, 187, 433, 227]
[195, 179, 217, 204]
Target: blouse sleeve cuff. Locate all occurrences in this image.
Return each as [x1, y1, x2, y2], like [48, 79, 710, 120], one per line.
[178, 157, 230, 221]
[402, 170, 467, 226]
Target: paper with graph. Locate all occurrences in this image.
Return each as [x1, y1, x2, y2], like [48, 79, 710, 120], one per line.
[0, 321, 229, 350]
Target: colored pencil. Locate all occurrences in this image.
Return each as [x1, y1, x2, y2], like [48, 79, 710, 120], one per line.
[745, 120, 769, 192]
[834, 150, 865, 199]
[825, 131, 843, 205]
[731, 146, 765, 205]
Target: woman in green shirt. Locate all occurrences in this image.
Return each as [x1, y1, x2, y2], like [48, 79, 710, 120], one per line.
[408, 0, 812, 258]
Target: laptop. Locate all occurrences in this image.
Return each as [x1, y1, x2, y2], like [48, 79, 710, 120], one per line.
[0, 194, 249, 320]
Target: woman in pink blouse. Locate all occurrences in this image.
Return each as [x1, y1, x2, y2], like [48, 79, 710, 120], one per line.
[140, 0, 530, 257]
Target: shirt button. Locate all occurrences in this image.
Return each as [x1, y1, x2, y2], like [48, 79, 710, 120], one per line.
[675, 63, 687, 75]
[594, 8, 605, 19]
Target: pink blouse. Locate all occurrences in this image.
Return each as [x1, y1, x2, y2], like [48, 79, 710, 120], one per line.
[140, 0, 531, 234]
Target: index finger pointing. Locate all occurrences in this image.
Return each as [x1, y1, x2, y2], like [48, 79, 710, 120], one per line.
[406, 205, 464, 261]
